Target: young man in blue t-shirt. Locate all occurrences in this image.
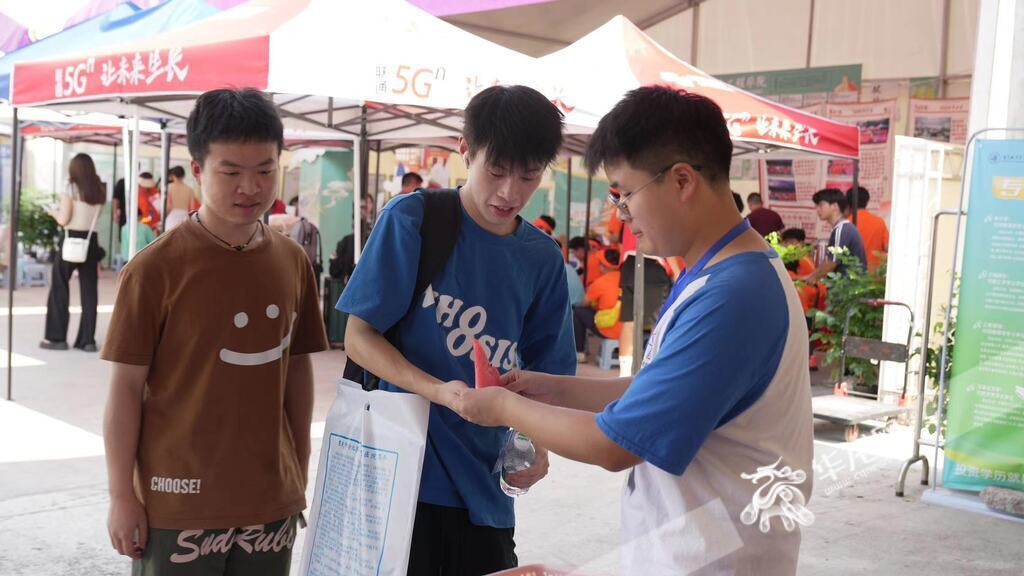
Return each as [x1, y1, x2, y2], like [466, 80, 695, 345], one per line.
[338, 85, 575, 575]
[453, 87, 815, 575]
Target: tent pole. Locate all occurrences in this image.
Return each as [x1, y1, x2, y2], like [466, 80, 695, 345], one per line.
[108, 143, 117, 269]
[125, 120, 138, 260]
[353, 106, 367, 263]
[632, 246, 645, 375]
[938, 0, 951, 98]
[373, 140, 382, 221]
[565, 157, 572, 249]
[851, 160, 860, 225]
[6, 108, 20, 401]
[159, 122, 170, 233]
[690, 1, 700, 66]
[805, 0, 815, 67]
[583, 171, 592, 284]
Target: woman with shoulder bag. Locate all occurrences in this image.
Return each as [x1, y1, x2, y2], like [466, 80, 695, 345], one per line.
[41, 153, 106, 352]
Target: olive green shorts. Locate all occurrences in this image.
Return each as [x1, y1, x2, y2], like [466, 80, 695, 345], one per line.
[131, 515, 299, 576]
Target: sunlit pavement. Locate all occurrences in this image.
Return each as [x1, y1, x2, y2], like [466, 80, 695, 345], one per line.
[1, 275, 1022, 575]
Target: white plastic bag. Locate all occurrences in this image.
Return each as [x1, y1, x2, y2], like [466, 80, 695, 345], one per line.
[299, 379, 430, 576]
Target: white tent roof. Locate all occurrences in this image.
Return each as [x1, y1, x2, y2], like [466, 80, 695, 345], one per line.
[542, 16, 861, 159]
[9, 0, 590, 150]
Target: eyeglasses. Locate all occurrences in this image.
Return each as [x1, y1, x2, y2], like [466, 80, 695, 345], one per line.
[607, 161, 702, 218]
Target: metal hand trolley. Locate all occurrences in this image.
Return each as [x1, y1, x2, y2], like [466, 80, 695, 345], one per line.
[811, 299, 915, 442]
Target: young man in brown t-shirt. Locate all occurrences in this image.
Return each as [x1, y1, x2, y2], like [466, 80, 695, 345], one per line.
[102, 88, 328, 575]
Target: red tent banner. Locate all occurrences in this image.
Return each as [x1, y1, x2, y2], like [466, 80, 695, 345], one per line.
[12, 36, 268, 105]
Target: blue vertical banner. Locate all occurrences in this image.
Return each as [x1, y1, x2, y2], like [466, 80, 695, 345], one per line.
[943, 139, 1024, 491]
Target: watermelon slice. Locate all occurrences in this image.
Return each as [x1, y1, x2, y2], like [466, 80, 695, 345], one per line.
[473, 339, 503, 388]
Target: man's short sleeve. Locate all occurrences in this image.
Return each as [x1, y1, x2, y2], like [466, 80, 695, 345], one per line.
[826, 225, 840, 262]
[100, 265, 165, 366]
[596, 266, 788, 475]
[290, 257, 329, 356]
[518, 250, 576, 377]
[336, 195, 423, 333]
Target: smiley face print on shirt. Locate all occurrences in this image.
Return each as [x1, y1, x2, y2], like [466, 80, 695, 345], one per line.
[219, 304, 298, 367]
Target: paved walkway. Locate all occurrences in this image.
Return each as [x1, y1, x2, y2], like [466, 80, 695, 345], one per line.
[0, 274, 1022, 575]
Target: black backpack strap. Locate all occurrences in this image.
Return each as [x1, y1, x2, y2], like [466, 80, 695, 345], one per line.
[413, 188, 462, 298]
[357, 188, 462, 391]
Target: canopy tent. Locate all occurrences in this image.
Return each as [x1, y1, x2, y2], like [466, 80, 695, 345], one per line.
[8, 0, 585, 144]
[6, 0, 569, 250]
[5, 0, 584, 256]
[537, 15, 860, 363]
[0, 0, 228, 101]
[543, 15, 860, 159]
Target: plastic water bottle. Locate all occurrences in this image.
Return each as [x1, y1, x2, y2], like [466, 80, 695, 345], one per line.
[497, 429, 536, 497]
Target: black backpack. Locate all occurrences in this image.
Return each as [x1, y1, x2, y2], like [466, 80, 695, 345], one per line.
[342, 189, 462, 391]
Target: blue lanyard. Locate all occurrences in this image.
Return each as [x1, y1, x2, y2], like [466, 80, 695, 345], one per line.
[657, 219, 752, 321]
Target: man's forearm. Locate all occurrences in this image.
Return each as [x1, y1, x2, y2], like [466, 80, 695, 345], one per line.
[285, 354, 315, 483]
[552, 374, 631, 412]
[805, 261, 836, 284]
[103, 366, 147, 499]
[345, 315, 444, 400]
[501, 394, 638, 472]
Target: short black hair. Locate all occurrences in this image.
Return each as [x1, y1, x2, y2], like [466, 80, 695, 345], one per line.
[781, 228, 806, 243]
[187, 88, 284, 166]
[812, 188, 847, 212]
[402, 172, 423, 187]
[732, 192, 744, 212]
[539, 215, 557, 231]
[463, 85, 564, 171]
[568, 236, 586, 251]
[585, 86, 732, 183]
[139, 172, 153, 180]
[168, 166, 186, 180]
[747, 193, 763, 205]
[845, 186, 870, 209]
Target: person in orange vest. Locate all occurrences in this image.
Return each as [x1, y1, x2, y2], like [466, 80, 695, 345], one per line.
[531, 215, 556, 237]
[845, 186, 889, 273]
[136, 173, 161, 234]
[573, 248, 623, 363]
[781, 228, 825, 370]
[569, 235, 605, 287]
[780, 228, 824, 314]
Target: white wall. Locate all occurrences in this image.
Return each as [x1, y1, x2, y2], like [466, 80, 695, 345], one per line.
[640, 0, 979, 83]
[696, 0, 811, 73]
[644, 9, 693, 63]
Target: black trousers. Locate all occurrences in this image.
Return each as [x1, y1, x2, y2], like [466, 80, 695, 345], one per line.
[406, 503, 517, 576]
[45, 233, 100, 348]
[573, 305, 599, 352]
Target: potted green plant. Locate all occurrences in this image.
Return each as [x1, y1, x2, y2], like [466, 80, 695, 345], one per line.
[18, 187, 60, 261]
[810, 248, 888, 391]
[766, 231, 812, 272]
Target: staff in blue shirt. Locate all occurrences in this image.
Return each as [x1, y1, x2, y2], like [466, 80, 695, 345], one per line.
[451, 87, 815, 575]
[339, 85, 575, 575]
